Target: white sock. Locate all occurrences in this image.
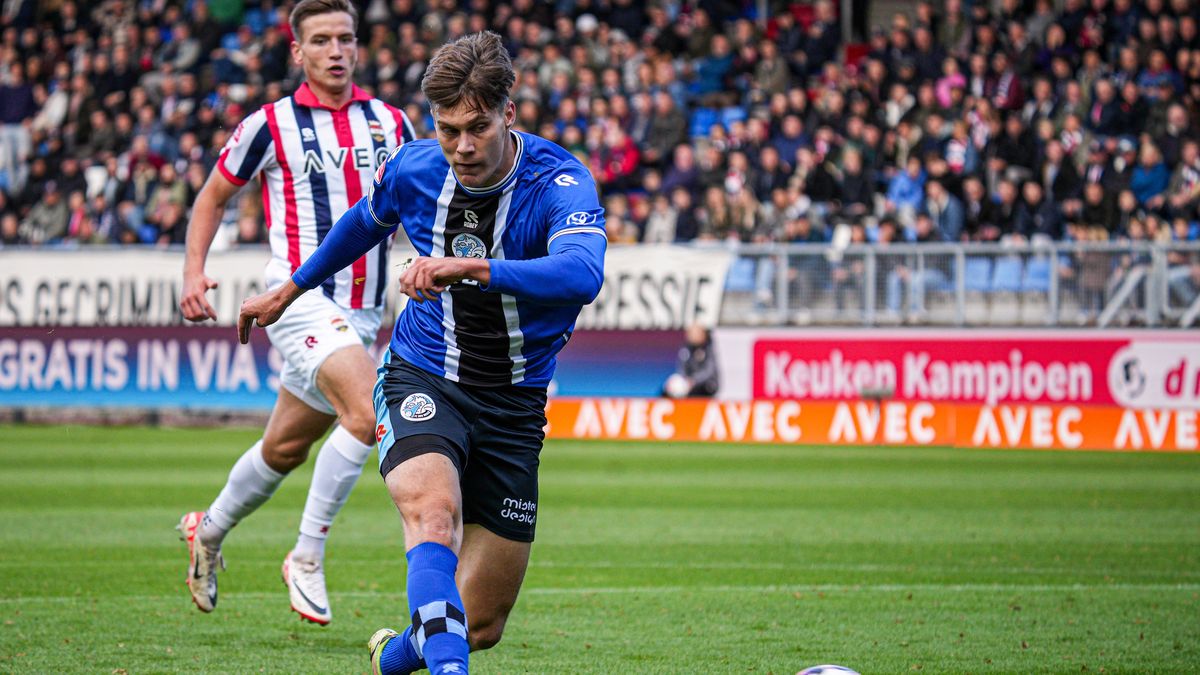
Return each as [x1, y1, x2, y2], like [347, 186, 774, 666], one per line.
[294, 426, 373, 561]
[201, 440, 285, 547]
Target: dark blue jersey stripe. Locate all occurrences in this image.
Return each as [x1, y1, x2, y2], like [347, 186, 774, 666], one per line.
[360, 102, 393, 308]
[236, 124, 273, 182]
[292, 103, 337, 301]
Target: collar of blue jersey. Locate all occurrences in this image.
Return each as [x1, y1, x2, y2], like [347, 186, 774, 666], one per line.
[452, 131, 525, 196]
[293, 82, 372, 111]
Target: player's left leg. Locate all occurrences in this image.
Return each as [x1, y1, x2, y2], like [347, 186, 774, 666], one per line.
[283, 343, 379, 625]
[370, 528, 530, 674]
[456, 525, 531, 650]
[267, 296, 382, 624]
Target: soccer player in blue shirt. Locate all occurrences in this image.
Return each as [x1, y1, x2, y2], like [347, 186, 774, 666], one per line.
[237, 31, 607, 675]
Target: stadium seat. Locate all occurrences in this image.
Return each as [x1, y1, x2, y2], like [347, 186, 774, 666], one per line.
[244, 9, 268, 35]
[990, 256, 1024, 293]
[720, 106, 747, 128]
[964, 257, 992, 293]
[724, 257, 757, 293]
[1021, 257, 1052, 293]
[688, 108, 719, 138]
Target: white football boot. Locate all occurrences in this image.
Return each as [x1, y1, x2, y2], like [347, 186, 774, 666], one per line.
[282, 550, 332, 625]
[176, 511, 225, 612]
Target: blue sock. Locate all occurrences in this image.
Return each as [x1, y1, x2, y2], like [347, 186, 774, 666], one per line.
[377, 626, 424, 675]
[407, 542, 469, 675]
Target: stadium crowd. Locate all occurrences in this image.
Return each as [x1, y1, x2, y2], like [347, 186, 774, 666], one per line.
[0, 0, 1199, 271]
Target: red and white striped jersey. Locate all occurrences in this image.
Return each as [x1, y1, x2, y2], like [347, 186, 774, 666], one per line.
[217, 83, 416, 309]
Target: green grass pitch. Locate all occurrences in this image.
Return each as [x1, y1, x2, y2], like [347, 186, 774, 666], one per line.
[1, 425, 1197, 674]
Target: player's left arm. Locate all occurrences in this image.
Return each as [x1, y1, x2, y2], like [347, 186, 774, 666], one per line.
[483, 166, 607, 305]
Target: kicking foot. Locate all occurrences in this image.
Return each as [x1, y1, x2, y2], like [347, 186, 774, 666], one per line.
[177, 511, 224, 612]
[283, 550, 331, 625]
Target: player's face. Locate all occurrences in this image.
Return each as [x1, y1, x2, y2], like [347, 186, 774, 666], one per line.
[433, 99, 517, 189]
[292, 12, 357, 96]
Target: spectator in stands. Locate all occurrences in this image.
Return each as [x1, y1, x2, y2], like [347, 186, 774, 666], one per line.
[1167, 140, 1200, 219]
[643, 92, 687, 169]
[0, 63, 36, 192]
[0, 212, 19, 246]
[886, 156, 926, 224]
[924, 178, 965, 242]
[1015, 180, 1063, 241]
[886, 213, 950, 317]
[1168, 253, 1200, 307]
[1039, 139, 1082, 204]
[1131, 143, 1171, 210]
[19, 180, 66, 245]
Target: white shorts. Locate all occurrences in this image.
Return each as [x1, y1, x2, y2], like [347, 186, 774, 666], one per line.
[266, 289, 384, 415]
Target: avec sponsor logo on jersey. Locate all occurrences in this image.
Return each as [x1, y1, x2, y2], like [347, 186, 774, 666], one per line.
[554, 173, 579, 187]
[464, 209, 479, 228]
[301, 147, 392, 175]
[451, 233, 487, 259]
[400, 393, 436, 422]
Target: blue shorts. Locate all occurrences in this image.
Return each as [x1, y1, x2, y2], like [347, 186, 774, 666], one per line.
[373, 351, 547, 542]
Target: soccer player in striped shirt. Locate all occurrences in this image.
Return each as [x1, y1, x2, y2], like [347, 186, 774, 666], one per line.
[176, 0, 415, 626]
[238, 31, 607, 674]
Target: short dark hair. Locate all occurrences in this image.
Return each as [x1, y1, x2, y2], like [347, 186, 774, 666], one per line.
[421, 31, 515, 113]
[290, 0, 357, 41]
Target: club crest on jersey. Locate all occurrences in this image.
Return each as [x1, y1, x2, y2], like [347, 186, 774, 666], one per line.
[400, 393, 436, 422]
[368, 119, 385, 143]
[451, 233, 487, 259]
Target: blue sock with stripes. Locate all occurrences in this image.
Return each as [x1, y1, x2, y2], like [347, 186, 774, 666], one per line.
[377, 625, 425, 675]
[406, 542, 469, 675]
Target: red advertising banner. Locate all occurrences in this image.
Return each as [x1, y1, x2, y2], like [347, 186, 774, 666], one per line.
[739, 331, 1200, 410]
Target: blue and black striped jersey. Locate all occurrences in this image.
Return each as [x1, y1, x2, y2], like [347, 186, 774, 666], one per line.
[366, 131, 607, 388]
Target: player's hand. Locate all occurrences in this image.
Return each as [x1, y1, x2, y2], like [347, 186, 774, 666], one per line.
[398, 256, 490, 303]
[180, 271, 219, 322]
[237, 282, 300, 344]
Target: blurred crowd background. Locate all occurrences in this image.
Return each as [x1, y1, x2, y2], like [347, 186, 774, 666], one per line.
[1, 0, 1199, 256]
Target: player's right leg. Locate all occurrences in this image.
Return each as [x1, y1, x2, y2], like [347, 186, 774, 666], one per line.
[178, 389, 334, 613]
[370, 357, 474, 675]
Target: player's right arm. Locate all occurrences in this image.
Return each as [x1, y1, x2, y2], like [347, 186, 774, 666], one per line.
[181, 107, 275, 322]
[180, 172, 242, 321]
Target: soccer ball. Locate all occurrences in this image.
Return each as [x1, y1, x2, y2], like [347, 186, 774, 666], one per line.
[663, 373, 691, 399]
[797, 666, 861, 675]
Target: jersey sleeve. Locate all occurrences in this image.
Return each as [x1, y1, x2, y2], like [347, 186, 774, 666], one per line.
[215, 107, 274, 186]
[483, 163, 607, 306]
[543, 165, 608, 245]
[366, 142, 410, 228]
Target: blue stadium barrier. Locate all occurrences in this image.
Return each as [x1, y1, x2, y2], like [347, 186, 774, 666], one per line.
[990, 256, 1024, 293]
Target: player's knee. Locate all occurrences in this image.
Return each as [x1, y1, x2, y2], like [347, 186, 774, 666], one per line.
[338, 406, 376, 446]
[261, 439, 309, 473]
[401, 499, 459, 546]
[468, 618, 506, 651]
